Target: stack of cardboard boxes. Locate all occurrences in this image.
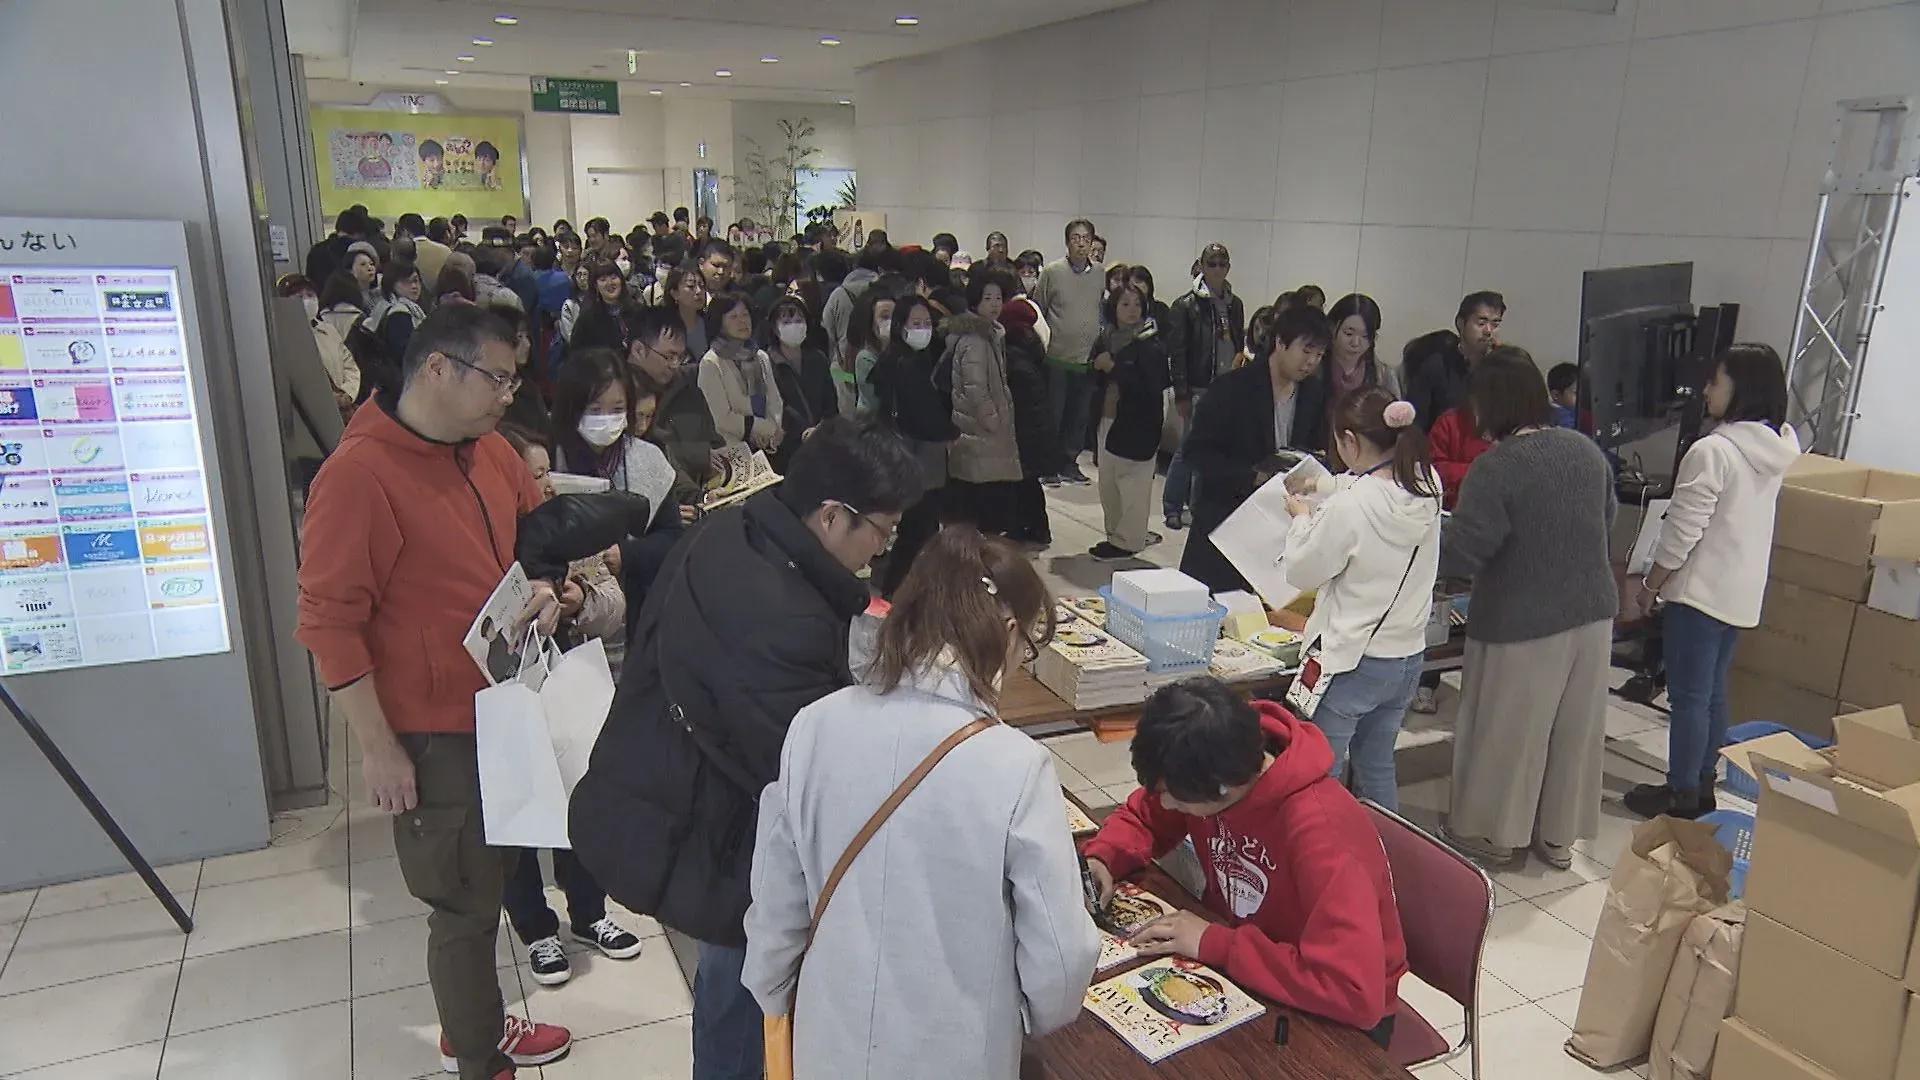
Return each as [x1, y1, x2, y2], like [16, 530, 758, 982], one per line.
[1714, 708, 1920, 1080]
[1731, 456, 1920, 739]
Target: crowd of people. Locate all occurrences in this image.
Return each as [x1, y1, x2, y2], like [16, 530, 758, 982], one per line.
[290, 201, 1800, 1080]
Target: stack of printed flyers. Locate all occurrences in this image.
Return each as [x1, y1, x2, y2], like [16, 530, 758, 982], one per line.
[1082, 883, 1266, 1062]
[1205, 636, 1286, 682]
[1064, 793, 1098, 838]
[1032, 604, 1158, 709]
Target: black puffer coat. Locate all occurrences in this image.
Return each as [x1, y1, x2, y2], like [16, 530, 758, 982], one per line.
[1004, 326, 1055, 478]
[568, 488, 868, 945]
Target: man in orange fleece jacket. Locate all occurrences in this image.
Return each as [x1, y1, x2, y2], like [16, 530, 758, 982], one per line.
[1082, 677, 1408, 1044]
[296, 305, 570, 1080]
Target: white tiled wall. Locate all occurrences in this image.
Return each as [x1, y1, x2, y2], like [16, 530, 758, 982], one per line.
[854, 0, 1920, 365]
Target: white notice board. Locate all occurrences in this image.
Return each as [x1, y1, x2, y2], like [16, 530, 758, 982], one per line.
[0, 218, 232, 673]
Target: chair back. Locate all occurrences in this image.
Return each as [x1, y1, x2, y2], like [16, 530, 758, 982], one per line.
[1361, 800, 1494, 1012]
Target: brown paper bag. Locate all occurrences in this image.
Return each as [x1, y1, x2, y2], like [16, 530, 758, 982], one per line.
[1565, 817, 1734, 1068]
[1649, 903, 1746, 1080]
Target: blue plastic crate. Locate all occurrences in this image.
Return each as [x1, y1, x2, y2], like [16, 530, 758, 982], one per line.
[1099, 585, 1226, 674]
[1722, 722, 1833, 801]
[1698, 809, 1755, 899]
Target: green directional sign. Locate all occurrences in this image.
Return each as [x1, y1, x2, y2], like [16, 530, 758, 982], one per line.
[530, 76, 619, 116]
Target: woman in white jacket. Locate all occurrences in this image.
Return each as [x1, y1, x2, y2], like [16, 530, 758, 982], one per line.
[1624, 345, 1800, 819]
[1282, 389, 1443, 810]
[744, 527, 1099, 1080]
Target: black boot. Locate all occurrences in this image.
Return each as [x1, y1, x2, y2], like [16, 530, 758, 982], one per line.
[1623, 783, 1707, 820]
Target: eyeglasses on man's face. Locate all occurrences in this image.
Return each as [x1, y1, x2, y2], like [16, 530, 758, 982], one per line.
[446, 353, 522, 395]
[833, 501, 898, 553]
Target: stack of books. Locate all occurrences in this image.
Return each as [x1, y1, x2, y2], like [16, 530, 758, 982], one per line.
[1205, 637, 1287, 682]
[1033, 612, 1155, 709]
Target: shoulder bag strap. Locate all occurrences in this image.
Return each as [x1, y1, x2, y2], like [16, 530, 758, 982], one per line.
[802, 715, 995, 953]
[782, 714, 993, 1019]
[1359, 544, 1422, 654]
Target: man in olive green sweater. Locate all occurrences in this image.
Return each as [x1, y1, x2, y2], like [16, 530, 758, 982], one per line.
[1030, 218, 1105, 484]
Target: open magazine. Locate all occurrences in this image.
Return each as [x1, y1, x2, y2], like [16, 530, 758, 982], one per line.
[701, 445, 782, 512]
[464, 563, 536, 686]
[1208, 454, 1335, 609]
[1084, 957, 1267, 1063]
[1091, 882, 1178, 973]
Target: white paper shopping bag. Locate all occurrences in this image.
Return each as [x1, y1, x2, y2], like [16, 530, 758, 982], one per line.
[541, 637, 615, 796]
[476, 680, 572, 849]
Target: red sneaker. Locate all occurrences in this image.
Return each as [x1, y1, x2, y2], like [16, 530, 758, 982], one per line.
[439, 1016, 572, 1073]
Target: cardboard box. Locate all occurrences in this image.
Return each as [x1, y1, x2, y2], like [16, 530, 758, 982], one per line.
[1111, 569, 1212, 617]
[1729, 664, 1845, 742]
[1736, 578, 1861, 698]
[1773, 545, 1875, 601]
[1899, 1000, 1920, 1080]
[1873, 561, 1920, 620]
[1844, 607, 1920, 717]
[1723, 708, 1920, 982]
[1775, 455, 1920, 567]
[1735, 912, 1910, 1080]
[1715, 1019, 1842, 1080]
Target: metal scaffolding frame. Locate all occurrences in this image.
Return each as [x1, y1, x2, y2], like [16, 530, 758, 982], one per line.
[1787, 97, 1920, 456]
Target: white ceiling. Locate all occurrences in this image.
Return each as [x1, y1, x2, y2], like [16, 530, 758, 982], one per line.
[295, 0, 1145, 103]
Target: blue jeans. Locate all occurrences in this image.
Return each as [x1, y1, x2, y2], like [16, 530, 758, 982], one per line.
[1046, 364, 1094, 472]
[500, 848, 606, 945]
[692, 940, 764, 1080]
[1164, 390, 1202, 515]
[1312, 653, 1423, 811]
[1663, 603, 1741, 791]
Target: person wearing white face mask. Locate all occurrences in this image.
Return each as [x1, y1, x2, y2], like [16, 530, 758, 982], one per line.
[548, 349, 684, 533]
[765, 296, 837, 474]
[844, 287, 897, 417]
[869, 294, 959, 597]
[277, 272, 359, 418]
[942, 269, 1023, 533]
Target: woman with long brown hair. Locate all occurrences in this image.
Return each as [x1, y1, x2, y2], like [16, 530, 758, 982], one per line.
[744, 527, 1099, 1080]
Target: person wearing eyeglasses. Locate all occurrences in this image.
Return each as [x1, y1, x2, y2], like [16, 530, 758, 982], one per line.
[1163, 242, 1246, 532]
[571, 415, 926, 1080]
[743, 526, 1099, 1080]
[296, 304, 574, 1080]
[621, 306, 726, 510]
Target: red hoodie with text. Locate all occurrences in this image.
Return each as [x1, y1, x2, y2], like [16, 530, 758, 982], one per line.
[1081, 702, 1408, 1030]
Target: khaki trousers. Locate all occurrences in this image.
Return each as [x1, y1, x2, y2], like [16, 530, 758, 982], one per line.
[1096, 419, 1156, 553]
[1448, 620, 1611, 850]
[394, 734, 513, 1080]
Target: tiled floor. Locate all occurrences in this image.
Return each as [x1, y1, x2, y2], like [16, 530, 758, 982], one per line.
[0, 464, 1691, 1078]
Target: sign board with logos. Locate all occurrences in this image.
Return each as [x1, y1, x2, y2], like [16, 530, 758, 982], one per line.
[530, 76, 619, 115]
[0, 217, 233, 673]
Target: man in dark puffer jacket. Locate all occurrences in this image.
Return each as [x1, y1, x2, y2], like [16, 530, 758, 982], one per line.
[569, 415, 922, 1080]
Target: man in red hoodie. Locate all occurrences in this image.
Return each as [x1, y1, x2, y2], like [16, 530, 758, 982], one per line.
[1082, 677, 1408, 1044]
[297, 305, 571, 1080]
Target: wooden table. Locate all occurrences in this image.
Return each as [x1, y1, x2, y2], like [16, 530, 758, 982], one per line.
[1000, 667, 1293, 743]
[1026, 796, 1417, 1080]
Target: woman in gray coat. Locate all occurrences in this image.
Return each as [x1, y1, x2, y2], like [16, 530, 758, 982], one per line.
[744, 527, 1100, 1080]
[945, 269, 1025, 530]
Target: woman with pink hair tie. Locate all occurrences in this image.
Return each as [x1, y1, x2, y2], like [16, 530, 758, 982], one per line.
[1277, 388, 1443, 810]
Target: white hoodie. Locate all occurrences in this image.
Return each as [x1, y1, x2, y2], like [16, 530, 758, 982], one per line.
[1283, 468, 1444, 677]
[1653, 420, 1802, 627]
